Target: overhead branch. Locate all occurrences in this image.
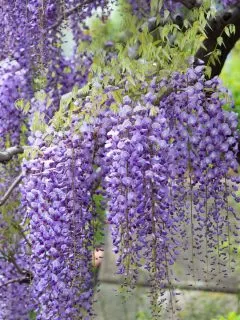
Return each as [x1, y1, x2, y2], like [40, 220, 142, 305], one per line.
[0, 146, 24, 163]
[193, 5, 240, 163]
[0, 173, 23, 206]
[99, 277, 240, 295]
[49, 0, 201, 33]
[47, 0, 94, 31]
[195, 4, 240, 77]
[0, 277, 31, 289]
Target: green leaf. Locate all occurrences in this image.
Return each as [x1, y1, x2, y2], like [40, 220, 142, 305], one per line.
[29, 310, 37, 320]
[112, 89, 123, 104]
[60, 92, 73, 111]
[217, 36, 223, 47]
[31, 111, 46, 133]
[225, 26, 230, 37]
[78, 83, 90, 96]
[15, 99, 31, 114]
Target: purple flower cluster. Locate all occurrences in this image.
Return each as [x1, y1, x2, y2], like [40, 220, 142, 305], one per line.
[22, 126, 97, 319]
[0, 233, 33, 320]
[1, 0, 240, 318]
[104, 67, 240, 315]
[0, 57, 31, 316]
[21, 65, 240, 317]
[0, 262, 31, 320]
[0, 1, 109, 123]
[160, 68, 239, 279]
[105, 101, 179, 314]
[0, 160, 33, 318]
[0, 59, 28, 147]
[36, 0, 109, 117]
[0, 1, 28, 65]
[0, 2, 110, 317]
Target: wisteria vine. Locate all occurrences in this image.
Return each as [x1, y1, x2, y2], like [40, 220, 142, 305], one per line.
[19, 65, 240, 319]
[0, 0, 240, 319]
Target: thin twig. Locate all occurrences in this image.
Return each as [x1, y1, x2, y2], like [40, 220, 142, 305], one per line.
[0, 277, 30, 289]
[0, 173, 23, 206]
[12, 222, 31, 248]
[0, 146, 24, 163]
[7, 252, 29, 276]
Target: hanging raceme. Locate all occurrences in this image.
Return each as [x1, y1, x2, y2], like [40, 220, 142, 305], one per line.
[0, 0, 240, 319]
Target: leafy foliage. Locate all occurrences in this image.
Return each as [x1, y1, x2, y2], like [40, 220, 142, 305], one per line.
[212, 312, 240, 320]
